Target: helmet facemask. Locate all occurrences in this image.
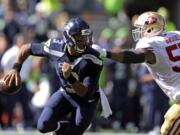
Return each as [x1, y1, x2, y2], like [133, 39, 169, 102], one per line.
[72, 29, 92, 53]
[64, 29, 92, 54]
[132, 25, 145, 42]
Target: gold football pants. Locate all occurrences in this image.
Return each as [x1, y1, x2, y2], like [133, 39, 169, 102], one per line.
[161, 102, 180, 135]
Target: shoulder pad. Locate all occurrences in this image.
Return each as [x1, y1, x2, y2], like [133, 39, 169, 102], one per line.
[42, 39, 51, 47]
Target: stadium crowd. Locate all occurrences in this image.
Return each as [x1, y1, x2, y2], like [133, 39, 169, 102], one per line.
[0, 0, 177, 134]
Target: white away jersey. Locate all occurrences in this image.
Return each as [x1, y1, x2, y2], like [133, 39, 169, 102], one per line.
[136, 31, 180, 101]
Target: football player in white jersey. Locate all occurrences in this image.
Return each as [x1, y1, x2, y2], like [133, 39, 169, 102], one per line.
[93, 11, 180, 135]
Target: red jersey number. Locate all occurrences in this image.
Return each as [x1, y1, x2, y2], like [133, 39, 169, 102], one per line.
[166, 43, 180, 72]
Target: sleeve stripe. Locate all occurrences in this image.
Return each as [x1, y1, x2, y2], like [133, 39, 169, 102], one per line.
[44, 46, 64, 57]
[71, 54, 103, 68]
[83, 54, 103, 65]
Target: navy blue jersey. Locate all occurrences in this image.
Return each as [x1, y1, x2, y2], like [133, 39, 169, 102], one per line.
[31, 38, 103, 101]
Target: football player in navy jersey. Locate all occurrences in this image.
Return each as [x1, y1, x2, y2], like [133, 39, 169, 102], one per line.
[3, 17, 103, 135]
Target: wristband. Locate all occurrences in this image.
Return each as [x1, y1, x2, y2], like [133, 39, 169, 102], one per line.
[67, 74, 77, 84]
[106, 51, 112, 58]
[12, 63, 22, 72]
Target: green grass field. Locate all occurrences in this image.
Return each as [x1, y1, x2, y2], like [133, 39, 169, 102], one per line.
[0, 131, 147, 135]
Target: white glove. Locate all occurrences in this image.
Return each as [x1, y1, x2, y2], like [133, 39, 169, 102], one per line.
[92, 44, 107, 58]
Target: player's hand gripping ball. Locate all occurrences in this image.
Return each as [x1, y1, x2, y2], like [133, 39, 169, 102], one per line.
[0, 72, 22, 95]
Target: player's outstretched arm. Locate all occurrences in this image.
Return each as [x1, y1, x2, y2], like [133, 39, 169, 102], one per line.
[92, 44, 155, 64]
[109, 49, 155, 64]
[3, 44, 32, 87]
[14, 43, 32, 65]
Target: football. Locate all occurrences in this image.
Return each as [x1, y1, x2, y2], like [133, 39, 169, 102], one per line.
[0, 78, 21, 95]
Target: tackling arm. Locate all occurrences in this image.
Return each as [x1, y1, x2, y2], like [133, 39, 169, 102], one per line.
[108, 48, 156, 64]
[92, 44, 155, 64]
[107, 49, 148, 63]
[92, 45, 155, 64]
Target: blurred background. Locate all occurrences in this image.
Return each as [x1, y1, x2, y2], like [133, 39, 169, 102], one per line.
[0, 0, 179, 135]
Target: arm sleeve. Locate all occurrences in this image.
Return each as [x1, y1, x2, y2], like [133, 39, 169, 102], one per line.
[106, 49, 146, 64]
[121, 49, 146, 63]
[30, 39, 52, 56]
[118, 39, 151, 63]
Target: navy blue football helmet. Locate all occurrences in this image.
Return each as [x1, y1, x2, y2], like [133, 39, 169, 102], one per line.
[63, 17, 93, 53]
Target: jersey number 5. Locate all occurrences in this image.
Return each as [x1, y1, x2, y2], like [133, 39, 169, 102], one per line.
[166, 43, 180, 72]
